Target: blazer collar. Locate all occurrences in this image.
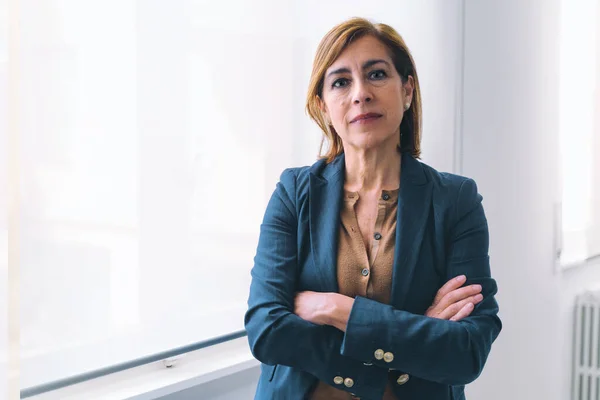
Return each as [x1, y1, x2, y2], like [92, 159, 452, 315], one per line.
[309, 151, 428, 185]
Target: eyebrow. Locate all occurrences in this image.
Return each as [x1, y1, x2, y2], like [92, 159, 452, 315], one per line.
[326, 59, 391, 79]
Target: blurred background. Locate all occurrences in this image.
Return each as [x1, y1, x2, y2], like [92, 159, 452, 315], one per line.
[1, 0, 599, 399]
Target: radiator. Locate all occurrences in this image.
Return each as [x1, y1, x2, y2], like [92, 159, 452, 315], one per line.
[574, 291, 600, 400]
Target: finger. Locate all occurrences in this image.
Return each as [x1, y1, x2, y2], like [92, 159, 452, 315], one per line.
[437, 294, 483, 320]
[432, 275, 467, 306]
[450, 302, 475, 322]
[428, 277, 470, 316]
[438, 284, 482, 310]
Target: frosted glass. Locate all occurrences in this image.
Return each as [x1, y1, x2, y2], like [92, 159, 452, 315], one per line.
[17, 0, 462, 388]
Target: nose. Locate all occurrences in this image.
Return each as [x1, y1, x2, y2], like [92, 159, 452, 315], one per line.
[352, 79, 373, 104]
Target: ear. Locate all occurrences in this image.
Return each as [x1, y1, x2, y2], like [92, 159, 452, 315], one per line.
[317, 96, 330, 123]
[403, 76, 415, 104]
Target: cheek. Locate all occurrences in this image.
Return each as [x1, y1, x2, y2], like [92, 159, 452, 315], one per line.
[382, 91, 404, 121]
[328, 96, 350, 122]
[388, 108, 404, 128]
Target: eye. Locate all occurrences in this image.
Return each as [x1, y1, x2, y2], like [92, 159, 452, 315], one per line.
[369, 70, 387, 80]
[332, 78, 350, 88]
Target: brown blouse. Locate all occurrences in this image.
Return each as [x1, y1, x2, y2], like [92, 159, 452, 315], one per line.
[309, 188, 400, 400]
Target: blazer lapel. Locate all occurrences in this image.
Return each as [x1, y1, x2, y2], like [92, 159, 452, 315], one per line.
[390, 154, 433, 308]
[308, 155, 345, 293]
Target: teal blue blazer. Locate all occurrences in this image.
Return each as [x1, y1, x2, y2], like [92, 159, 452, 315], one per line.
[244, 152, 502, 400]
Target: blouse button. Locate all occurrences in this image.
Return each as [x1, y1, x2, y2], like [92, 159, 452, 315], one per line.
[374, 233, 382, 240]
[382, 193, 390, 201]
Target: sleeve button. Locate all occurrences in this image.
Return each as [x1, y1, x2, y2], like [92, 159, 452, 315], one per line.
[397, 374, 410, 385]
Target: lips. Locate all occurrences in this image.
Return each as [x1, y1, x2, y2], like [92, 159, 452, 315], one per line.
[350, 112, 382, 123]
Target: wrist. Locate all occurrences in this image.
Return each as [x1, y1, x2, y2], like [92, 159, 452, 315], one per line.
[327, 293, 353, 331]
[317, 293, 337, 326]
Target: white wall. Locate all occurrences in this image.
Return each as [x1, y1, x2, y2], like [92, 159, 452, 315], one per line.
[462, 1, 600, 399]
[462, 0, 562, 398]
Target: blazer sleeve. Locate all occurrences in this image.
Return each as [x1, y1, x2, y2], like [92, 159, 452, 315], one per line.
[244, 169, 389, 399]
[339, 178, 502, 386]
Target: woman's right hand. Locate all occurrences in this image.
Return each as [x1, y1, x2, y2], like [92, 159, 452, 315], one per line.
[425, 275, 483, 322]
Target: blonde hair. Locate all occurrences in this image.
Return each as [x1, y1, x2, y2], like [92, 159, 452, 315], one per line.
[305, 17, 423, 162]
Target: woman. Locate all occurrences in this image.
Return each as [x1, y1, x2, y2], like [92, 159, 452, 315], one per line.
[244, 17, 501, 400]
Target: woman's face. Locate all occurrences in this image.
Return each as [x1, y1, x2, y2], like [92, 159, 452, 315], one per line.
[320, 35, 414, 152]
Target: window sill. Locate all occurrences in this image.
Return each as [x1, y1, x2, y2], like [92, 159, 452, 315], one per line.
[28, 337, 258, 400]
[558, 252, 600, 272]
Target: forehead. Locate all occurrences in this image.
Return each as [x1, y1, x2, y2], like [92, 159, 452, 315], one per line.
[328, 35, 392, 71]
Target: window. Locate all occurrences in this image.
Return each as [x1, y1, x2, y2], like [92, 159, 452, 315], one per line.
[17, 0, 309, 390]
[17, 0, 464, 392]
[558, 0, 600, 267]
[2, 0, 12, 395]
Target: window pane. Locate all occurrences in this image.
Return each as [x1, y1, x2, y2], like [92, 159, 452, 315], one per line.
[559, 0, 599, 264]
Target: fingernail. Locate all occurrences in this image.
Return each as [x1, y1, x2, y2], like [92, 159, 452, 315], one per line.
[474, 284, 482, 291]
[475, 294, 483, 302]
[456, 275, 466, 281]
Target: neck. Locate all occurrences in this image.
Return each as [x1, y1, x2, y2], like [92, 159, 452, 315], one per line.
[343, 141, 402, 193]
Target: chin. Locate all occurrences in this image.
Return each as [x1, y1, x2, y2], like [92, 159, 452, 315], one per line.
[348, 131, 397, 151]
